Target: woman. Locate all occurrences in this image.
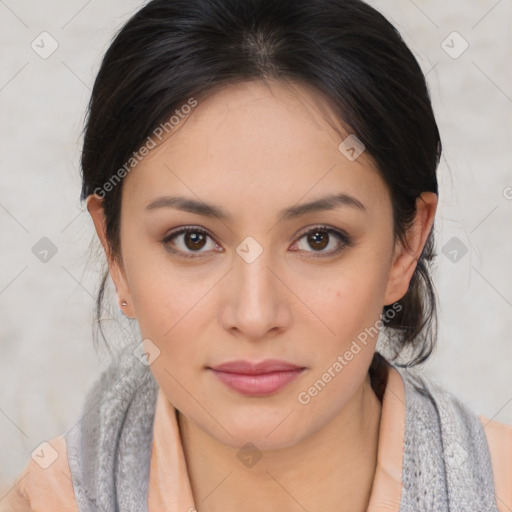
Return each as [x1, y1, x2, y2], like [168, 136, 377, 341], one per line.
[2, 0, 511, 510]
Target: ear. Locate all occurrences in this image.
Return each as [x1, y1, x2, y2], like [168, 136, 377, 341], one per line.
[384, 191, 438, 306]
[86, 194, 136, 318]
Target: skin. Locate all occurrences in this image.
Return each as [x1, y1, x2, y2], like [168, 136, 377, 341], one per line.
[87, 79, 437, 511]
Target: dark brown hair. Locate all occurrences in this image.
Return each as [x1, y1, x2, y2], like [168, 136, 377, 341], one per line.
[80, 0, 441, 372]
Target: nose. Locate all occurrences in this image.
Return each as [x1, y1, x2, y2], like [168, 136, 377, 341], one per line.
[219, 242, 291, 341]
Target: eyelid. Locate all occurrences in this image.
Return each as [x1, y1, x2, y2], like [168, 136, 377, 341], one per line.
[291, 224, 353, 257]
[160, 225, 221, 259]
[294, 224, 349, 241]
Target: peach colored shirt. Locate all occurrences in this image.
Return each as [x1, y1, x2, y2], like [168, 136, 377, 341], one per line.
[2, 366, 511, 511]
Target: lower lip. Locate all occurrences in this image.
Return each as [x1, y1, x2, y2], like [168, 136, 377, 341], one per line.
[209, 368, 305, 396]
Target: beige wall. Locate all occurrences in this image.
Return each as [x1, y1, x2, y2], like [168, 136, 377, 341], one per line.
[0, 0, 511, 487]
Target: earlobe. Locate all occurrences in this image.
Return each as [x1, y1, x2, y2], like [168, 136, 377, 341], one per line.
[86, 194, 135, 318]
[384, 192, 437, 305]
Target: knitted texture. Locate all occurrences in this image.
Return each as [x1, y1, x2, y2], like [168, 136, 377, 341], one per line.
[397, 366, 499, 511]
[64, 343, 500, 511]
[64, 342, 159, 512]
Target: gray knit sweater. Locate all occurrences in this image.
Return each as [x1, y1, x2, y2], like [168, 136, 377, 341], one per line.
[64, 342, 500, 511]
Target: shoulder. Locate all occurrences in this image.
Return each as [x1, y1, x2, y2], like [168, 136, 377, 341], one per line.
[0, 435, 78, 512]
[479, 414, 512, 512]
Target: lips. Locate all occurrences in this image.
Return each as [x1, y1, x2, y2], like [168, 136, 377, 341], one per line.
[207, 359, 306, 396]
[210, 359, 304, 374]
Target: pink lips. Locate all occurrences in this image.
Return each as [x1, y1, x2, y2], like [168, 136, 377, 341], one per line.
[208, 359, 306, 396]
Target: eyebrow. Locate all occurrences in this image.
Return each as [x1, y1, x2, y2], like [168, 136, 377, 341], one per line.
[144, 193, 367, 222]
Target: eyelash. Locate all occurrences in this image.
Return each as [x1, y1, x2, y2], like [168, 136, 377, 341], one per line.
[160, 225, 353, 260]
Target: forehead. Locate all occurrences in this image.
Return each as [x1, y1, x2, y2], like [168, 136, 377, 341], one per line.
[121, 79, 390, 219]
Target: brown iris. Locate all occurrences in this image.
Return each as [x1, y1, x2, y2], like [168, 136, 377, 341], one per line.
[307, 230, 329, 251]
[185, 231, 207, 251]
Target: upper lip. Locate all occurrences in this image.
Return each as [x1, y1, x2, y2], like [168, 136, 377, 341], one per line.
[208, 359, 305, 375]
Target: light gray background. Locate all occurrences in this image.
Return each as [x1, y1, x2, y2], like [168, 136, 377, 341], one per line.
[0, 0, 511, 489]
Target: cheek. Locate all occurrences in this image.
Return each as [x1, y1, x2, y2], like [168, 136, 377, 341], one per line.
[292, 270, 388, 422]
[133, 278, 208, 341]
[319, 262, 390, 331]
[122, 247, 209, 342]
[119, 229, 208, 333]
[300, 260, 392, 376]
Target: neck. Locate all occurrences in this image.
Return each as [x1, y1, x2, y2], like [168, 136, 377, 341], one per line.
[177, 371, 383, 512]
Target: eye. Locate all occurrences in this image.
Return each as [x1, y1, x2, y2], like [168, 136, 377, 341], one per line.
[160, 226, 221, 259]
[161, 224, 353, 260]
[290, 225, 353, 257]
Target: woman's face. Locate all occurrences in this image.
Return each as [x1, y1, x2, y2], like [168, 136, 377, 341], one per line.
[89, 80, 434, 450]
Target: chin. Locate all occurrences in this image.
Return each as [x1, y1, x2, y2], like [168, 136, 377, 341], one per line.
[203, 410, 310, 452]
[217, 428, 305, 453]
